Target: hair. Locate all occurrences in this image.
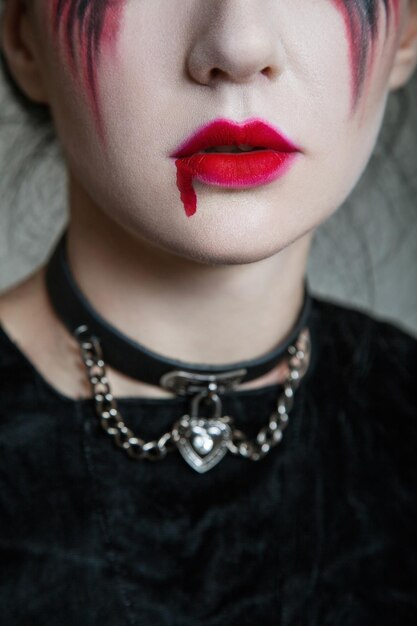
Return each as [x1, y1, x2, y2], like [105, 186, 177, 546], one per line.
[334, 0, 397, 100]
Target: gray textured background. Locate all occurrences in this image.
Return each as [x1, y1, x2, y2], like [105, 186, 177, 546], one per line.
[1, 73, 416, 336]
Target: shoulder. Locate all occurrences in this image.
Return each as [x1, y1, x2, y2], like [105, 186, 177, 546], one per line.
[310, 295, 417, 414]
[0, 270, 49, 404]
[0, 284, 28, 377]
[311, 295, 417, 360]
[0, 273, 77, 448]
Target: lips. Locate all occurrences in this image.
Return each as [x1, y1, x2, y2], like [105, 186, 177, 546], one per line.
[170, 117, 301, 217]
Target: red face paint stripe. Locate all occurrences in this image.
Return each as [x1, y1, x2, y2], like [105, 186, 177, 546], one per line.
[332, 0, 400, 108]
[332, 0, 363, 104]
[51, 0, 125, 143]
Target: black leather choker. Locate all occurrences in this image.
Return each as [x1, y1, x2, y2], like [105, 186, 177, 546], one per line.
[45, 231, 312, 389]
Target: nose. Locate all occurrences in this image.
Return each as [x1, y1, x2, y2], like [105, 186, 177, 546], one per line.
[186, 0, 283, 86]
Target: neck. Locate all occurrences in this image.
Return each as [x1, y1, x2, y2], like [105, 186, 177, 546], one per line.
[64, 178, 312, 396]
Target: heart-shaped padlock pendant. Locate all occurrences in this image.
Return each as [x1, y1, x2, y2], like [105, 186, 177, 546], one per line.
[176, 416, 232, 473]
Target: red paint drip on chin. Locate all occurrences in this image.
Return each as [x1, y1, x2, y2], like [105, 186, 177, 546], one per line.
[175, 160, 198, 217]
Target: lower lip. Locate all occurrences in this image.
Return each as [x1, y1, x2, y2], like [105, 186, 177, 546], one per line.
[173, 150, 298, 217]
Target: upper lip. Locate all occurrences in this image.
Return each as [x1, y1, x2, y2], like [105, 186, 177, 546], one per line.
[170, 117, 300, 158]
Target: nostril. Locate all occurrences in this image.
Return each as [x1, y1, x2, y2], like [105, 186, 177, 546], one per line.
[211, 68, 222, 79]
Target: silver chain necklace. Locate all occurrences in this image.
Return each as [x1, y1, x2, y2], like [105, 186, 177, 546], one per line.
[75, 326, 311, 473]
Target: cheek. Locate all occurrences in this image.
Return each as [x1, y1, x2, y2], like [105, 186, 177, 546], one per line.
[49, 0, 126, 141]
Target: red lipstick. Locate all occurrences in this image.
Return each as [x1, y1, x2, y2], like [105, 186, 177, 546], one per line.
[170, 117, 301, 217]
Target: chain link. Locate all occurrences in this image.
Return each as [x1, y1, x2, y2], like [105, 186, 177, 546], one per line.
[75, 325, 310, 464]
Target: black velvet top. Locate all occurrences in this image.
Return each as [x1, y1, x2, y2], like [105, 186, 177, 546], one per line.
[0, 296, 416, 626]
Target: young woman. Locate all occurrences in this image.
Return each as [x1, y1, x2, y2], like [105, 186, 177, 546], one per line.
[0, 0, 416, 623]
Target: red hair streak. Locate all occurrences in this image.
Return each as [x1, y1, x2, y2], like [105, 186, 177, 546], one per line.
[51, 0, 125, 145]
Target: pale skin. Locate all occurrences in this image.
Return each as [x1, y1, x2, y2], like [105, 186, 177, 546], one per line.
[0, 0, 417, 400]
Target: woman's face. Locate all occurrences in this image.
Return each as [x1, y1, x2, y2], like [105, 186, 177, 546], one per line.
[25, 0, 408, 263]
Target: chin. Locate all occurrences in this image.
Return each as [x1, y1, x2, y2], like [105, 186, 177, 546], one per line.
[130, 214, 310, 267]
[98, 180, 324, 267]
[166, 242, 282, 267]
